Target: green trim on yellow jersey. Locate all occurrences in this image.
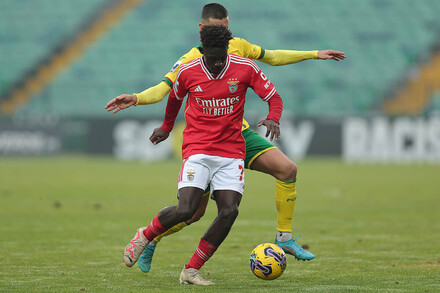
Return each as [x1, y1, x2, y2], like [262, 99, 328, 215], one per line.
[259, 48, 266, 59]
[162, 77, 173, 88]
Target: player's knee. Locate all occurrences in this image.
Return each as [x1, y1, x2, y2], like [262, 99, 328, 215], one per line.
[219, 206, 239, 224]
[174, 205, 197, 222]
[277, 160, 297, 181]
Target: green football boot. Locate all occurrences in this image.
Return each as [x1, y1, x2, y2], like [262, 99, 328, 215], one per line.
[274, 235, 315, 261]
[137, 243, 156, 273]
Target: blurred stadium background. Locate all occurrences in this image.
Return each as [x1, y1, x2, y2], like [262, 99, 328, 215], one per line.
[1, 0, 440, 163]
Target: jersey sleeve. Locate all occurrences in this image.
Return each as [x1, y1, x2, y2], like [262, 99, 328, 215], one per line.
[172, 69, 188, 100]
[163, 47, 202, 87]
[248, 63, 283, 124]
[161, 68, 189, 132]
[231, 38, 264, 60]
[260, 49, 318, 66]
[161, 89, 184, 133]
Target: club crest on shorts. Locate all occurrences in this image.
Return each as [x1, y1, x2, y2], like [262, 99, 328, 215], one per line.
[187, 170, 195, 181]
[227, 78, 239, 93]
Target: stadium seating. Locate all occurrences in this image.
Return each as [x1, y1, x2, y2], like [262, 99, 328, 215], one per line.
[2, 0, 440, 118]
[0, 0, 109, 100]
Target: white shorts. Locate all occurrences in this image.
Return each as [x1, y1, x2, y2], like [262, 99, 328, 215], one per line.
[178, 154, 245, 195]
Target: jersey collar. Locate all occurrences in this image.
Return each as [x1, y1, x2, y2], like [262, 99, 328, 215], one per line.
[200, 54, 231, 80]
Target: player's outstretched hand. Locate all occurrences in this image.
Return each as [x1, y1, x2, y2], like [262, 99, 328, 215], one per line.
[105, 94, 137, 114]
[258, 119, 280, 141]
[150, 127, 170, 145]
[317, 50, 346, 61]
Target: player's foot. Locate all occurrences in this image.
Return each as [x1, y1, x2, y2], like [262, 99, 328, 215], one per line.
[124, 227, 150, 267]
[275, 236, 315, 261]
[138, 243, 156, 273]
[179, 266, 215, 285]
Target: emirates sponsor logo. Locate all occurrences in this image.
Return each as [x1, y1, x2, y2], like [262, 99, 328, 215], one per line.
[195, 96, 240, 108]
[195, 96, 241, 116]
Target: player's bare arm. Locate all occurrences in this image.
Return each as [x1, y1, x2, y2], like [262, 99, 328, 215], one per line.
[150, 128, 170, 145]
[258, 119, 280, 141]
[105, 94, 137, 114]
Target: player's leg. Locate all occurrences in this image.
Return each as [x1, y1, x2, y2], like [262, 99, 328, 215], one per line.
[180, 156, 244, 285]
[180, 189, 242, 285]
[202, 190, 242, 246]
[243, 128, 314, 261]
[138, 190, 210, 273]
[249, 148, 298, 232]
[244, 128, 298, 233]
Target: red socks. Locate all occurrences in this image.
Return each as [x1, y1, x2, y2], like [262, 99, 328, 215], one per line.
[185, 238, 218, 270]
[143, 218, 218, 270]
[142, 215, 167, 241]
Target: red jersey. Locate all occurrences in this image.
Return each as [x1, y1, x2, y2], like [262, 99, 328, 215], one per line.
[161, 54, 283, 160]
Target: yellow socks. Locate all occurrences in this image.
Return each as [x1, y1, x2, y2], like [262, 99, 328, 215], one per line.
[275, 179, 297, 233]
[153, 221, 188, 243]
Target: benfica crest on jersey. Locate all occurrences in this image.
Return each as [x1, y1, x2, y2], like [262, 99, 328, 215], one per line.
[227, 78, 239, 93]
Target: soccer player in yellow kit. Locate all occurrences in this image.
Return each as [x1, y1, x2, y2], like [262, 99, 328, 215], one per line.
[105, 3, 345, 273]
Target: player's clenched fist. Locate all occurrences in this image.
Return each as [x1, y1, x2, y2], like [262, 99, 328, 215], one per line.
[150, 127, 170, 145]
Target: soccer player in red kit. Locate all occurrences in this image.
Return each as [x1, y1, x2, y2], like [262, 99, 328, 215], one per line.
[123, 25, 283, 285]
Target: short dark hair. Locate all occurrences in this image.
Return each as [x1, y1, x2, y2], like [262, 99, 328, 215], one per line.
[200, 25, 232, 49]
[201, 3, 228, 21]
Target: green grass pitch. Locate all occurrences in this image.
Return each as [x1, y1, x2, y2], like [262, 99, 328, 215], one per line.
[0, 156, 439, 292]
